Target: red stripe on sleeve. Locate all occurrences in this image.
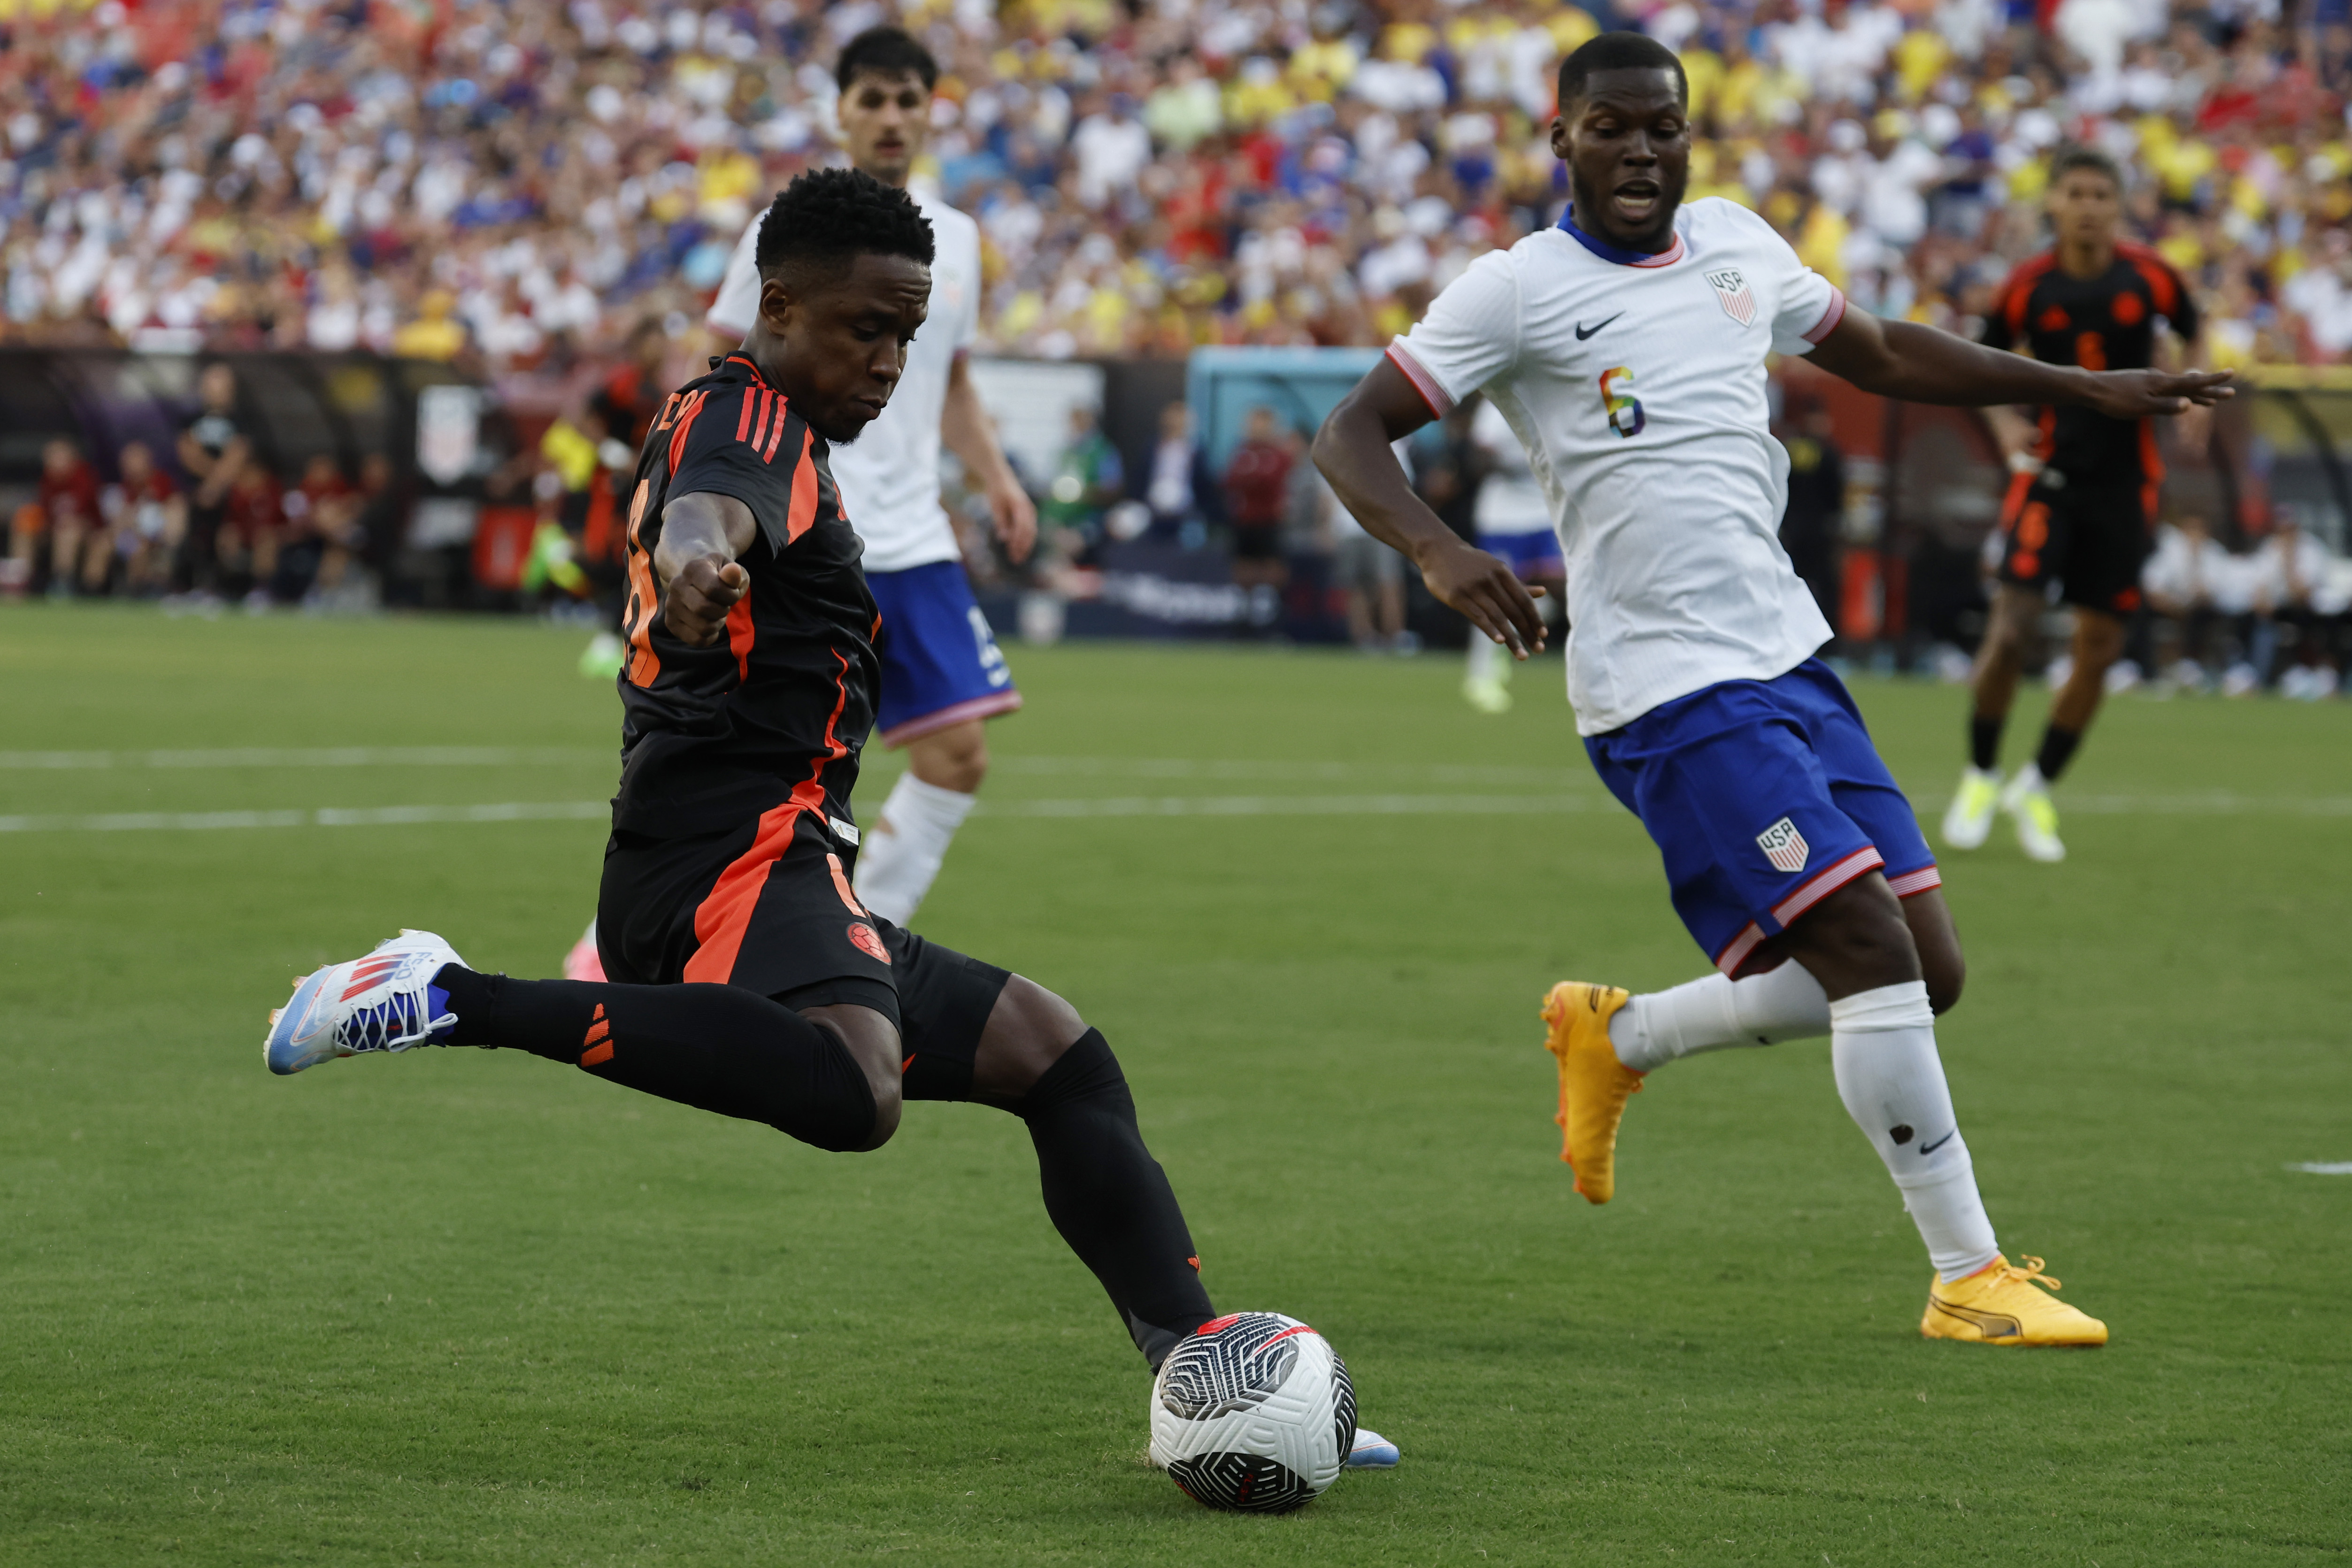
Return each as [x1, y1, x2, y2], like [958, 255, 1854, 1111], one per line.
[734, 386, 756, 442]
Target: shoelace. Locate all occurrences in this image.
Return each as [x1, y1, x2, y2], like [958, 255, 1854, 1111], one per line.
[1992, 1254, 2062, 1293]
[334, 974, 454, 1053]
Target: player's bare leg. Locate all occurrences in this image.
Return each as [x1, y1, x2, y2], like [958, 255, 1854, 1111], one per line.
[856, 718, 987, 926]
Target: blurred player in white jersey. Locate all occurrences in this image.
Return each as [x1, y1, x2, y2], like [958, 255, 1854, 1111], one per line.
[713, 27, 1033, 925]
[1318, 32, 2231, 1345]
[1460, 398, 1564, 714]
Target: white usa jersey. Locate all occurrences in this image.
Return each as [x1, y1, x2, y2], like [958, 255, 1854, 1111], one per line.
[1389, 198, 1845, 736]
[707, 185, 981, 573]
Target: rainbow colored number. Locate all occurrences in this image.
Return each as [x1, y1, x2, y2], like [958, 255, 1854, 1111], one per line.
[1599, 366, 1645, 438]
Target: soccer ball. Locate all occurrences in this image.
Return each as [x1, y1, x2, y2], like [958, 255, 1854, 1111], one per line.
[1149, 1312, 1356, 1512]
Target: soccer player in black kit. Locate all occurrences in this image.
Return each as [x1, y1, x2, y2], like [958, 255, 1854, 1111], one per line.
[262, 171, 1221, 1376]
[1943, 146, 2205, 863]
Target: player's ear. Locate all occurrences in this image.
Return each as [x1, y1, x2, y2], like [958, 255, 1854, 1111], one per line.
[758, 274, 795, 336]
[1549, 114, 1571, 159]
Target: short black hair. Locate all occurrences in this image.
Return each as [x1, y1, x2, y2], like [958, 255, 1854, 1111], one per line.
[2049, 144, 2123, 191]
[754, 167, 935, 294]
[836, 25, 938, 94]
[1557, 31, 1688, 113]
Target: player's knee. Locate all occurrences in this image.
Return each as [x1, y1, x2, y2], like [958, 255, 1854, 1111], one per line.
[801, 1004, 905, 1153]
[911, 724, 988, 794]
[1798, 877, 1922, 993]
[974, 976, 1090, 1103]
[1923, 949, 1965, 1015]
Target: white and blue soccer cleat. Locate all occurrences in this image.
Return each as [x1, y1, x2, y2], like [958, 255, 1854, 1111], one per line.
[264, 929, 466, 1076]
[1346, 1427, 1400, 1468]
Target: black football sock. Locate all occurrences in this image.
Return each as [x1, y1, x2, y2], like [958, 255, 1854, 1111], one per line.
[1017, 1029, 1215, 1370]
[1968, 712, 2005, 772]
[2034, 722, 2083, 783]
[431, 966, 875, 1153]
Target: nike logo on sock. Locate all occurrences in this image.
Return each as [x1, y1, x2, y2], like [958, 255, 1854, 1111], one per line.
[1575, 314, 1623, 341]
[1919, 1129, 1956, 1155]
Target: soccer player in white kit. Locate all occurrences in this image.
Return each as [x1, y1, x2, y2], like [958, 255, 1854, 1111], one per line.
[1316, 32, 2231, 1345]
[711, 27, 1035, 926]
[1461, 398, 1566, 714]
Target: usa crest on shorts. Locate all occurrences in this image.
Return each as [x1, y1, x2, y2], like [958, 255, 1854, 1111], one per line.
[1706, 267, 1757, 327]
[1756, 815, 1809, 873]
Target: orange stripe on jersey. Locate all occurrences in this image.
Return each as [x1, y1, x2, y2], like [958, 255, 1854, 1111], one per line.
[682, 790, 820, 984]
[734, 385, 757, 442]
[726, 594, 755, 682]
[621, 478, 661, 686]
[580, 1039, 614, 1068]
[825, 852, 868, 916]
[1998, 253, 2058, 340]
[2119, 241, 2182, 318]
[761, 395, 789, 463]
[666, 389, 709, 476]
[743, 387, 769, 452]
[784, 425, 819, 540]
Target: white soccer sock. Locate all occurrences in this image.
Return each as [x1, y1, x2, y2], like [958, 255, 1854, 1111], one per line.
[1828, 981, 1999, 1282]
[1606, 962, 1831, 1073]
[852, 772, 976, 926]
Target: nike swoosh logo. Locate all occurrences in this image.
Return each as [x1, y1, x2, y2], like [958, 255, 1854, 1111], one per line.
[1919, 1129, 1957, 1155]
[1575, 314, 1623, 341]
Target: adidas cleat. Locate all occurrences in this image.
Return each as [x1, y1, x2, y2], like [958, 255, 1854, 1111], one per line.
[1940, 765, 2001, 850]
[1541, 981, 1640, 1205]
[264, 929, 466, 1076]
[1346, 1428, 1400, 1468]
[1922, 1254, 2106, 1347]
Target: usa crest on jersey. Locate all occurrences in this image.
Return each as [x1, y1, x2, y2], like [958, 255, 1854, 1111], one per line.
[1706, 267, 1757, 327]
[1755, 815, 1809, 873]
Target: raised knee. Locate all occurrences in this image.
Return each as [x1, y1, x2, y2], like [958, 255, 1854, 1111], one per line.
[1925, 955, 1965, 1016]
[974, 976, 1090, 1104]
[852, 1080, 903, 1152]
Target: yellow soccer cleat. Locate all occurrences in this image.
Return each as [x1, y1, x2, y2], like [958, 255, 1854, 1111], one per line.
[1921, 1254, 2107, 1346]
[1540, 981, 1640, 1205]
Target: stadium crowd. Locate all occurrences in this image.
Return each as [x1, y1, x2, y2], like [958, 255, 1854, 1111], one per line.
[6, 0, 2352, 690]
[4, 0, 2350, 365]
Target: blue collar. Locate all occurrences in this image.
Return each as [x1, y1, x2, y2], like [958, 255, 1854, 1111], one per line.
[1558, 207, 1684, 267]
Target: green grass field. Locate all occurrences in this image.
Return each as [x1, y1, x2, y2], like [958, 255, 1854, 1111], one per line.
[2, 605, 2346, 1566]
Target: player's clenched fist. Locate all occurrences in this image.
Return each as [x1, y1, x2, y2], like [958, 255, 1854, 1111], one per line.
[665, 554, 749, 646]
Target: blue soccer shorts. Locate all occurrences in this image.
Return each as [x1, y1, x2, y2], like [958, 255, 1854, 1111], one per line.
[1583, 658, 1939, 976]
[1478, 529, 1564, 580]
[868, 559, 1022, 746]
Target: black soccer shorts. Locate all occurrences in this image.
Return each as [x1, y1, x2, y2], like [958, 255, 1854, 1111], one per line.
[596, 809, 1009, 1101]
[1995, 471, 2153, 615]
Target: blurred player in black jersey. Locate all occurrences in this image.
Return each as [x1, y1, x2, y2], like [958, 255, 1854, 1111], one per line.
[1943, 146, 2205, 863]
[261, 171, 1224, 1377]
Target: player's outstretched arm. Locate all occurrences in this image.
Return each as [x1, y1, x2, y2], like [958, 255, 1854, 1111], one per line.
[1314, 359, 1547, 658]
[1806, 307, 2235, 418]
[944, 354, 1038, 563]
[654, 490, 757, 646]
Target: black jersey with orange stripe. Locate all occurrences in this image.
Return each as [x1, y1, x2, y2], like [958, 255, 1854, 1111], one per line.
[611, 354, 881, 839]
[1980, 242, 2199, 485]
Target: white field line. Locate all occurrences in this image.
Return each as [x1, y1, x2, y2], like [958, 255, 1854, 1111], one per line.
[2288, 1162, 2352, 1175]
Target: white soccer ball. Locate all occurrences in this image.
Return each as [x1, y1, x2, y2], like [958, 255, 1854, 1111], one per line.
[1148, 1312, 1357, 1512]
